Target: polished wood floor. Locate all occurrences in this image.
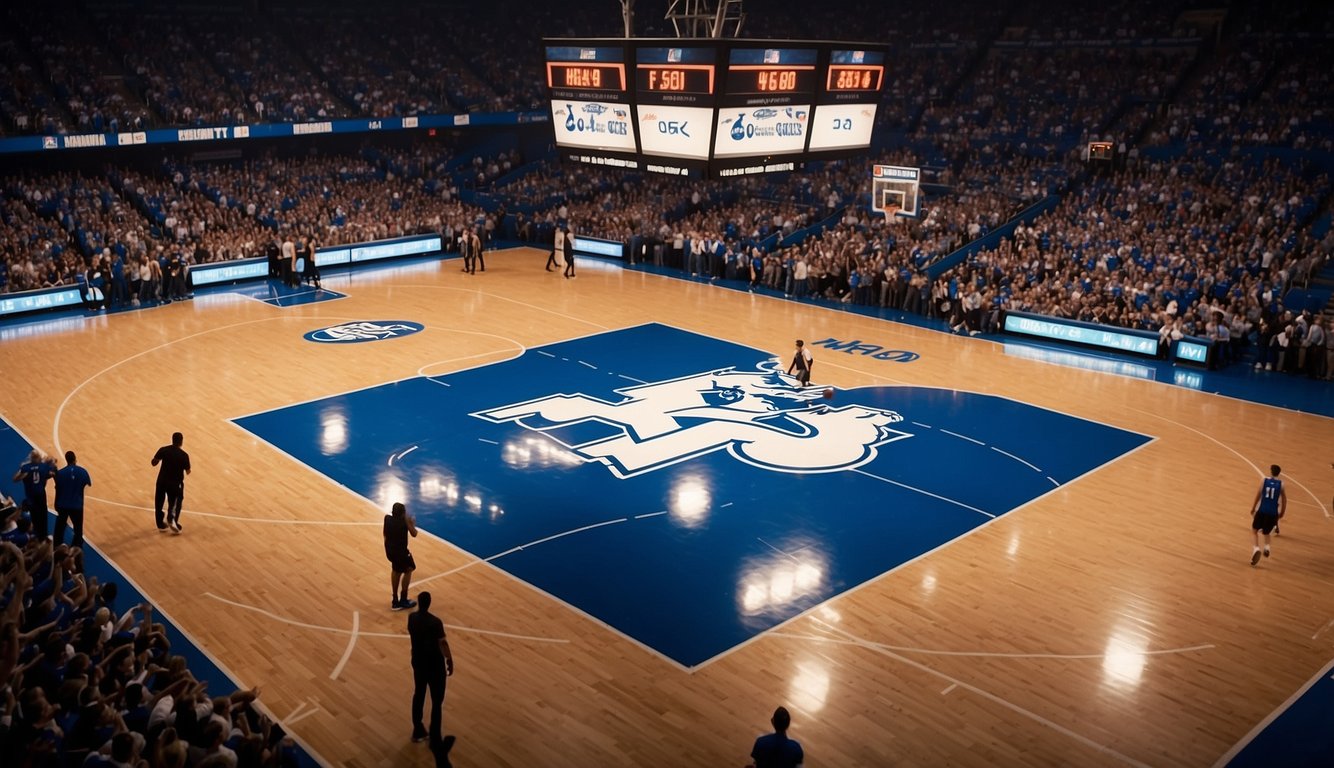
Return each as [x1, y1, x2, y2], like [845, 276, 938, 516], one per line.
[2, 248, 1332, 767]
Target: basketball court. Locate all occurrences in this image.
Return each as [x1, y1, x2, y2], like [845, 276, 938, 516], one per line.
[2, 248, 1332, 767]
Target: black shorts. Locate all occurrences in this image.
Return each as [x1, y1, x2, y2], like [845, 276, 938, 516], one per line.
[388, 550, 416, 572]
[1252, 513, 1279, 534]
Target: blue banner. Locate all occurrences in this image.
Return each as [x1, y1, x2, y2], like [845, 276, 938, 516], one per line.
[0, 112, 548, 155]
[572, 236, 624, 259]
[1, 234, 445, 317]
[1004, 311, 1161, 357]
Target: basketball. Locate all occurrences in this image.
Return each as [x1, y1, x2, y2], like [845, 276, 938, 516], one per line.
[823, 388, 834, 400]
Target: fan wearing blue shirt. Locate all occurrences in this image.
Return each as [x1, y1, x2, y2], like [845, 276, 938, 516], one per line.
[13, 449, 56, 540]
[54, 450, 93, 549]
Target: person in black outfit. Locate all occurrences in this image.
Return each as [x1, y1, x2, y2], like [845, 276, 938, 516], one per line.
[460, 228, 475, 274]
[294, 235, 311, 286]
[407, 591, 454, 748]
[267, 238, 282, 279]
[150, 432, 191, 533]
[747, 706, 804, 768]
[383, 502, 418, 610]
[546, 225, 564, 272]
[562, 225, 575, 279]
[302, 234, 322, 288]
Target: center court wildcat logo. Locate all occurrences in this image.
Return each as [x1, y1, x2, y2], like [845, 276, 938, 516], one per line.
[303, 321, 425, 343]
[473, 361, 910, 478]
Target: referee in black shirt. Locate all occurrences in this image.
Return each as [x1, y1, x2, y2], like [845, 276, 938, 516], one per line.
[150, 432, 191, 533]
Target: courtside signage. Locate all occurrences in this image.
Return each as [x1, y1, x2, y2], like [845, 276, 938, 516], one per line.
[303, 321, 425, 343]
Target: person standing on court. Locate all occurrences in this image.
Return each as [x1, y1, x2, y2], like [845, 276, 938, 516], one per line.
[787, 340, 813, 387]
[282, 232, 298, 288]
[460, 227, 476, 275]
[384, 502, 418, 610]
[1250, 464, 1286, 565]
[407, 591, 454, 747]
[151, 432, 191, 534]
[746, 706, 804, 768]
[53, 450, 92, 549]
[469, 227, 485, 273]
[12, 449, 56, 540]
[546, 225, 564, 272]
[562, 224, 575, 279]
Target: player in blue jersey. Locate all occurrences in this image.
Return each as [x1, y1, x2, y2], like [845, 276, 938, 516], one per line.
[1250, 464, 1286, 565]
[12, 449, 56, 540]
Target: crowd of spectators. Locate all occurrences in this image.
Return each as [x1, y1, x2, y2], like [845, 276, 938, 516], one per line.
[0, 0, 1330, 379]
[0, 143, 504, 301]
[95, 15, 251, 130]
[0, 0, 1327, 156]
[1, 495, 300, 767]
[10, 12, 151, 135]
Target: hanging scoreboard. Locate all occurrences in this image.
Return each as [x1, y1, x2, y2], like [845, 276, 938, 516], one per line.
[633, 46, 718, 177]
[711, 46, 817, 176]
[808, 48, 885, 156]
[543, 39, 886, 177]
[545, 43, 639, 169]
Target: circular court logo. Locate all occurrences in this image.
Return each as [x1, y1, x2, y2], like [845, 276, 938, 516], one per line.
[304, 321, 425, 343]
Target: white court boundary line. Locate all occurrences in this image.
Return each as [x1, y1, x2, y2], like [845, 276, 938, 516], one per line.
[203, 592, 569, 645]
[87, 497, 379, 526]
[852, 468, 995, 518]
[810, 618, 1154, 768]
[329, 611, 359, 680]
[1212, 656, 1334, 767]
[1128, 405, 1331, 519]
[770, 630, 1215, 660]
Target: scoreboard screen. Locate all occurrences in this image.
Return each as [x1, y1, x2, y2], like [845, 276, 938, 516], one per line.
[545, 44, 639, 168]
[543, 39, 886, 177]
[808, 49, 885, 156]
[712, 47, 816, 170]
[633, 46, 717, 175]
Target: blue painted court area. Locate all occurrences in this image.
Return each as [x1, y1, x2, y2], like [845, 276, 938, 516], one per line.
[236, 324, 1150, 668]
[1225, 658, 1334, 767]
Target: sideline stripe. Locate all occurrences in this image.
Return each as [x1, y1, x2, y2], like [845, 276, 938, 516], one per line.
[329, 611, 359, 680]
[813, 619, 1153, 768]
[852, 468, 995, 518]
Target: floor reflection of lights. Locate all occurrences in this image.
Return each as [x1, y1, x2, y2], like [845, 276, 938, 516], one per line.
[371, 472, 409, 509]
[739, 547, 827, 617]
[501, 436, 583, 470]
[788, 659, 831, 713]
[670, 475, 712, 528]
[1102, 629, 1148, 691]
[319, 405, 348, 455]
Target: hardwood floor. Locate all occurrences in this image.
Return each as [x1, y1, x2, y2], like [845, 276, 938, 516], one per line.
[2, 248, 1331, 767]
